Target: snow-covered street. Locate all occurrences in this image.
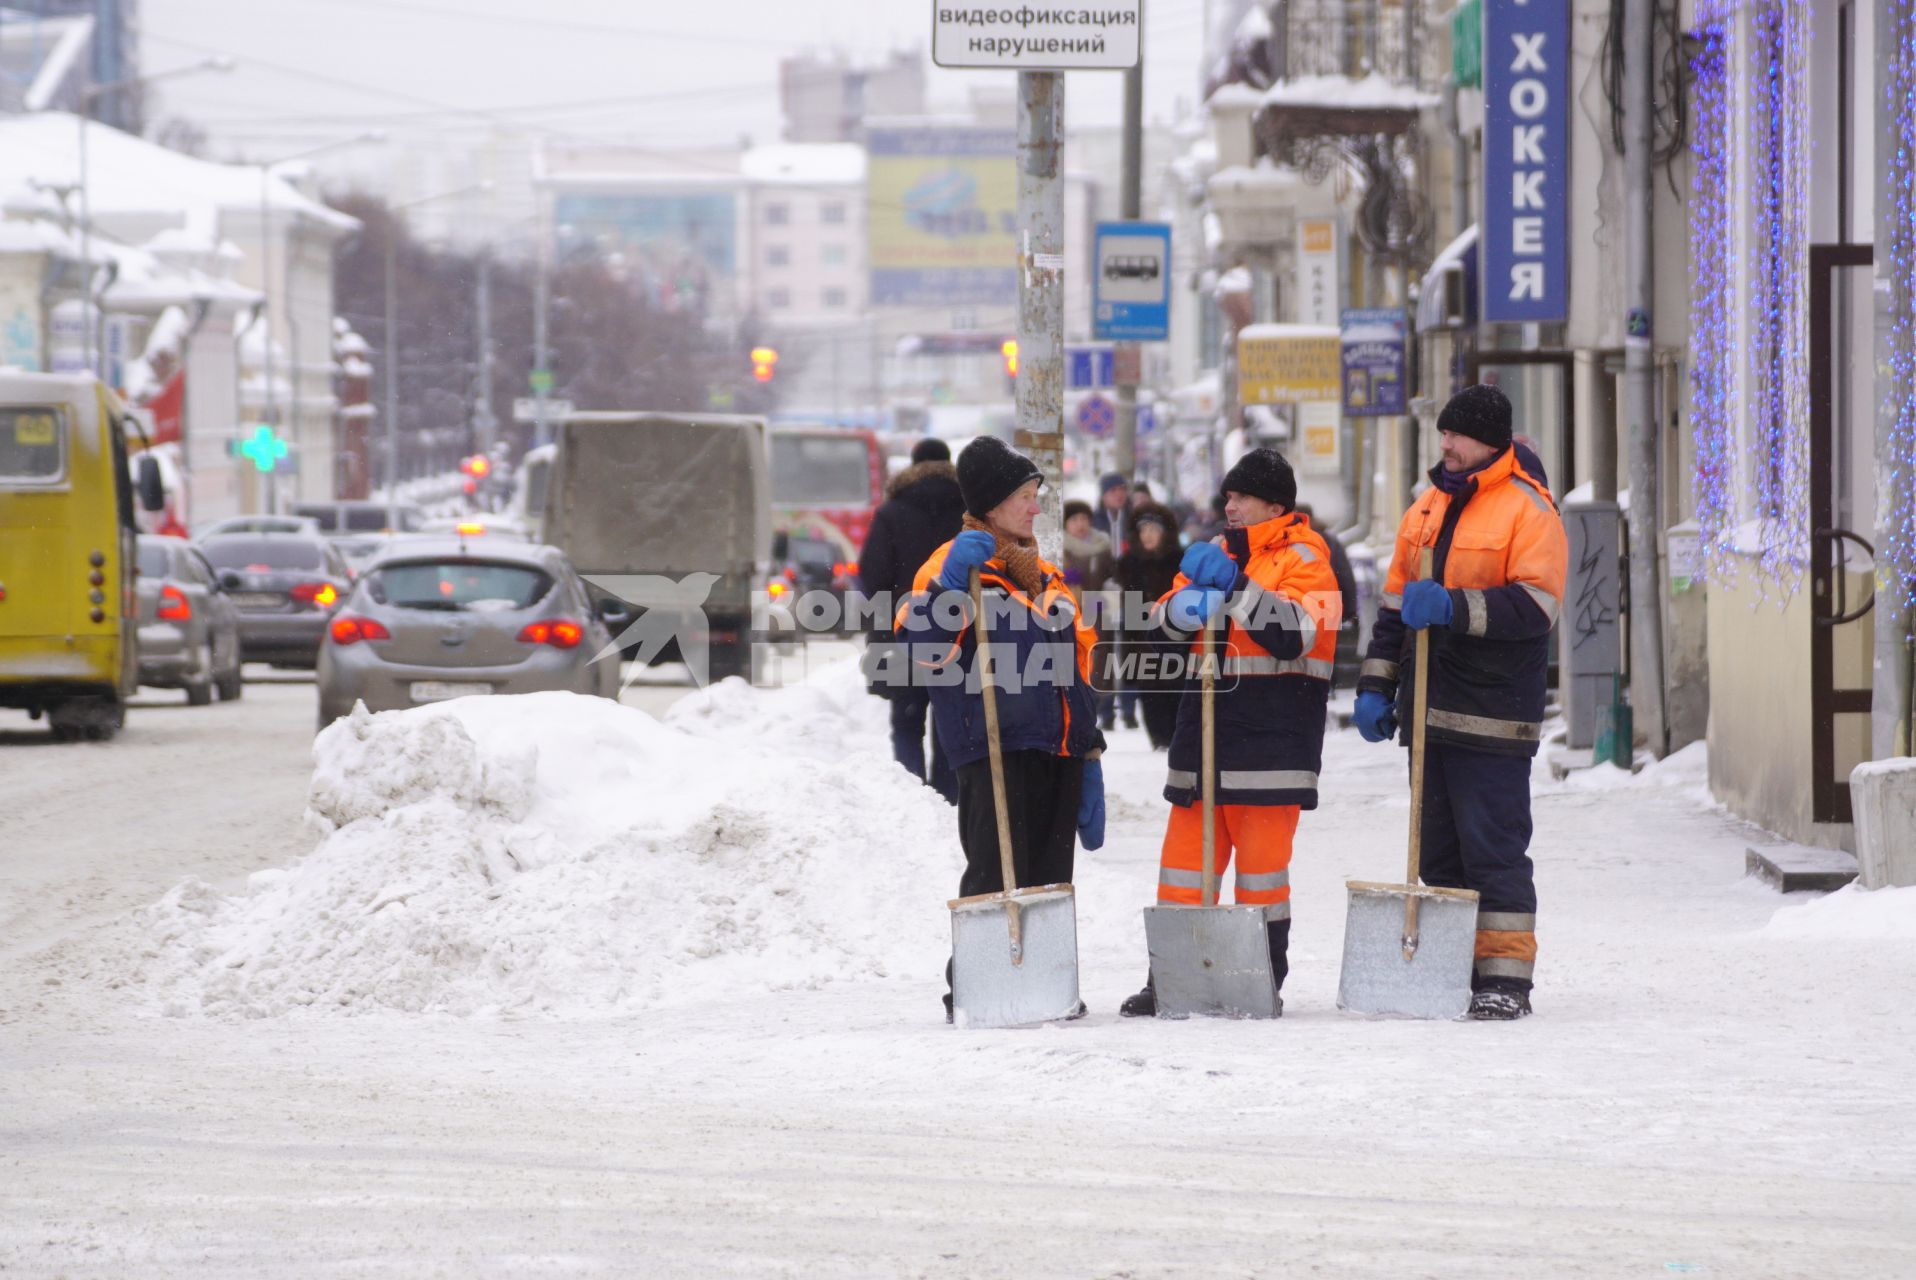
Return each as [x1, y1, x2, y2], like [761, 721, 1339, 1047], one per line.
[3, 660, 1913, 1277]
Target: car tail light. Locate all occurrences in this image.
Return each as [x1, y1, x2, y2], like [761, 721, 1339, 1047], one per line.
[291, 581, 338, 608]
[157, 584, 192, 621]
[833, 562, 857, 578]
[329, 615, 391, 644]
[766, 581, 789, 600]
[517, 618, 583, 649]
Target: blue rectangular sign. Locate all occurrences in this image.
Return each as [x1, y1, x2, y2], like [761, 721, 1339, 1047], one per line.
[1481, 0, 1569, 323]
[1092, 220, 1172, 341]
[1340, 308, 1408, 417]
[1067, 345, 1114, 389]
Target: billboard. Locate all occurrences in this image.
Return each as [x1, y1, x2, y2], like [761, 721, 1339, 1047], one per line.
[1482, 0, 1569, 322]
[867, 127, 1017, 307]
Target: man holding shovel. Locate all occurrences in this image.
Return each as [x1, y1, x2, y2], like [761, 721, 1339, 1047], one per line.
[894, 437, 1108, 1023]
[1119, 448, 1342, 1018]
[1352, 385, 1568, 1020]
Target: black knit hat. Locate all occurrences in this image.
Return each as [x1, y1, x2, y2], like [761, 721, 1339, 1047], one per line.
[1437, 384, 1513, 450]
[1062, 499, 1093, 524]
[957, 436, 1043, 519]
[1099, 471, 1128, 496]
[910, 438, 950, 464]
[1220, 447, 1297, 510]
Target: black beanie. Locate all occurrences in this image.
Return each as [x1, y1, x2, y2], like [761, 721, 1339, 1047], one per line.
[910, 437, 950, 464]
[957, 436, 1043, 519]
[1062, 499, 1093, 524]
[1220, 447, 1297, 510]
[1437, 384, 1514, 450]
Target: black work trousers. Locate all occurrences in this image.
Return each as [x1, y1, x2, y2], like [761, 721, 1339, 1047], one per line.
[956, 749, 1084, 896]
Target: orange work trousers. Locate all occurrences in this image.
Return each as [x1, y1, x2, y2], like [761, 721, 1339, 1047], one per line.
[1157, 802, 1298, 921]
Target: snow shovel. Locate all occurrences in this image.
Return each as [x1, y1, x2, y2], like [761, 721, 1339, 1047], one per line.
[1142, 611, 1280, 1019]
[1338, 547, 1480, 1019]
[948, 567, 1081, 1029]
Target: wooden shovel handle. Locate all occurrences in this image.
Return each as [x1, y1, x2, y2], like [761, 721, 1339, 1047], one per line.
[1404, 546, 1435, 958]
[1201, 602, 1218, 909]
[972, 568, 1021, 907]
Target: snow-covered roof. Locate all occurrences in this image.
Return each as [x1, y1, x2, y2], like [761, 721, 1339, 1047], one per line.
[1260, 74, 1441, 112]
[740, 143, 865, 186]
[0, 217, 81, 255]
[1206, 82, 1266, 111]
[1209, 163, 1305, 193]
[0, 113, 360, 241]
[1239, 322, 1341, 341]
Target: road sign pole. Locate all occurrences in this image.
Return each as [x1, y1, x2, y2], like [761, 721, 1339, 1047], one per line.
[1017, 70, 1067, 566]
[1113, 55, 1143, 495]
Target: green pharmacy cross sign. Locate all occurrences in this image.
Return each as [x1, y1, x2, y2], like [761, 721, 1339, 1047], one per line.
[235, 424, 290, 473]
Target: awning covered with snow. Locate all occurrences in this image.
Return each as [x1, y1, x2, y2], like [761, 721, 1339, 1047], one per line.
[1416, 224, 1478, 333]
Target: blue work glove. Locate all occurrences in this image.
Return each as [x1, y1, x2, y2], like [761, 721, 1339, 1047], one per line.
[936, 530, 996, 593]
[1179, 541, 1238, 591]
[1352, 690, 1398, 743]
[1164, 585, 1227, 632]
[1399, 579, 1455, 630]
[1077, 758, 1106, 850]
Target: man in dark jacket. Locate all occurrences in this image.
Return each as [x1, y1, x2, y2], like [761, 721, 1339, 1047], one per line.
[858, 438, 963, 804]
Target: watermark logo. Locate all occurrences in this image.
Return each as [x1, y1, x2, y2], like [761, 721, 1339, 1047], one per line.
[583, 573, 719, 687]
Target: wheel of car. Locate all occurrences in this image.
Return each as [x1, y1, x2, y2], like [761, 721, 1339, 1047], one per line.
[216, 637, 244, 701]
[185, 642, 216, 706]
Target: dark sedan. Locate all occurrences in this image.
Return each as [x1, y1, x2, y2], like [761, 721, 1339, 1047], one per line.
[198, 532, 351, 669]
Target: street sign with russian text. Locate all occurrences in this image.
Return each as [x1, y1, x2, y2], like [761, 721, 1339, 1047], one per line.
[1482, 0, 1569, 323]
[1093, 220, 1171, 341]
[1340, 308, 1407, 418]
[932, 2, 1142, 71]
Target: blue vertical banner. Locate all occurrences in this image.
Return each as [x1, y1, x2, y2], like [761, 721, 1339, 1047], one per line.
[1482, 0, 1570, 323]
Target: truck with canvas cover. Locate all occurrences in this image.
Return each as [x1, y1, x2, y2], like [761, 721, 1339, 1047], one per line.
[0, 372, 164, 739]
[541, 412, 770, 683]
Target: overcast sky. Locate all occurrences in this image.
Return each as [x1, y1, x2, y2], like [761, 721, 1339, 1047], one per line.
[142, 0, 1213, 184]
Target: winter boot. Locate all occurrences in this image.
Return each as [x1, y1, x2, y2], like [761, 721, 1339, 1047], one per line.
[1118, 976, 1157, 1017]
[1122, 709, 1140, 729]
[1266, 920, 1290, 1017]
[1468, 981, 1532, 1021]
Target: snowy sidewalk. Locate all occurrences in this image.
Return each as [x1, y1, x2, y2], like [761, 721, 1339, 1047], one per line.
[3, 661, 1914, 1276]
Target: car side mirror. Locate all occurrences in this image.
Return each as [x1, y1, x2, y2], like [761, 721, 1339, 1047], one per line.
[136, 455, 165, 513]
[220, 570, 242, 591]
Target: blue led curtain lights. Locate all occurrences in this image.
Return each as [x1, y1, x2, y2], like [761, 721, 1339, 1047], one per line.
[1688, 0, 1813, 592]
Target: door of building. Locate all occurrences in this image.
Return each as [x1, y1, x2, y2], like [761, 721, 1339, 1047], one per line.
[1808, 243, 1875, 824]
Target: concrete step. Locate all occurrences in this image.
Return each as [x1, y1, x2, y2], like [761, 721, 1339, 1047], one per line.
[1746, 842, 1859, 893]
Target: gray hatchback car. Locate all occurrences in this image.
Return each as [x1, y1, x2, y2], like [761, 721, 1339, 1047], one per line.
[315, 538, 624, 729]
[135, 535, 243, 704]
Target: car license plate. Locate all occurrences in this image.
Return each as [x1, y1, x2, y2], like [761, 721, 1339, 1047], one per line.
[409, 681, 493, 702]
[231, 593, 283, 610]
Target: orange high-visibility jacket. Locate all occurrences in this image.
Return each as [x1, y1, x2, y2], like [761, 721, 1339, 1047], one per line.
[1358, 447, 1568, 756]
[1152, 512, 1342, 808]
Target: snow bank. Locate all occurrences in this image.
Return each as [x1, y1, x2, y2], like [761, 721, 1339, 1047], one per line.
[1535, 739, 1711, 795]
[138, 679, 957, 1019]
[1762, 884, 1916, 940]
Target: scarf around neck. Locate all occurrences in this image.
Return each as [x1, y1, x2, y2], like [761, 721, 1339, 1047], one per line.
[961, 513, 1045, 598]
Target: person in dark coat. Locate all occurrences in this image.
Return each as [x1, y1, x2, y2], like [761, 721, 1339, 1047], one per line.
[858, 438, 963, 804]
[1115, 502, 1184, 748]
[1091, 471, 1130, 550]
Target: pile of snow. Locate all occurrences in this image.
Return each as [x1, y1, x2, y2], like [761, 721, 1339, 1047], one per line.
[1763, 883, 1916, 940]
[137, 679, 958, 1019]
[664, 658, 889, 763]
[1535, 739, 1711, 796]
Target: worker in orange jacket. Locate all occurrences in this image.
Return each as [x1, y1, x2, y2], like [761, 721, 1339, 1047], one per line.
[1352, 384, 1569, 1020]
[1119, 448, 1342, 1017]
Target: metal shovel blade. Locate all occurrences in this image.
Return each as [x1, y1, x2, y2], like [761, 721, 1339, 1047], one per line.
[1143, 904, 1280, 1020]
[1336, 881, 1481, 1019]
[949, 885, 1079, 1029]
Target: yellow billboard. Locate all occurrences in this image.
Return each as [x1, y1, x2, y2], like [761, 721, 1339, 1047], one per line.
[1238, 326, 1342, 403]
[867, 127, 1018, 306]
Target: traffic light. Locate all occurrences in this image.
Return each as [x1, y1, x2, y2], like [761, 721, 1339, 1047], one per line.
[1001, 339, 1018, 378]
[751, 346, 779, 383]
[459, 454, 492, 479]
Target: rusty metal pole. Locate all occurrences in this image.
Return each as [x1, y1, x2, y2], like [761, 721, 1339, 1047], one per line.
[1017, 71, 1067, 565]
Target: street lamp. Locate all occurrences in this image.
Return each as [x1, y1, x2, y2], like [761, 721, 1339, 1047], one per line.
[383, 180, 492, 526]
[76, 56, 234, 376]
